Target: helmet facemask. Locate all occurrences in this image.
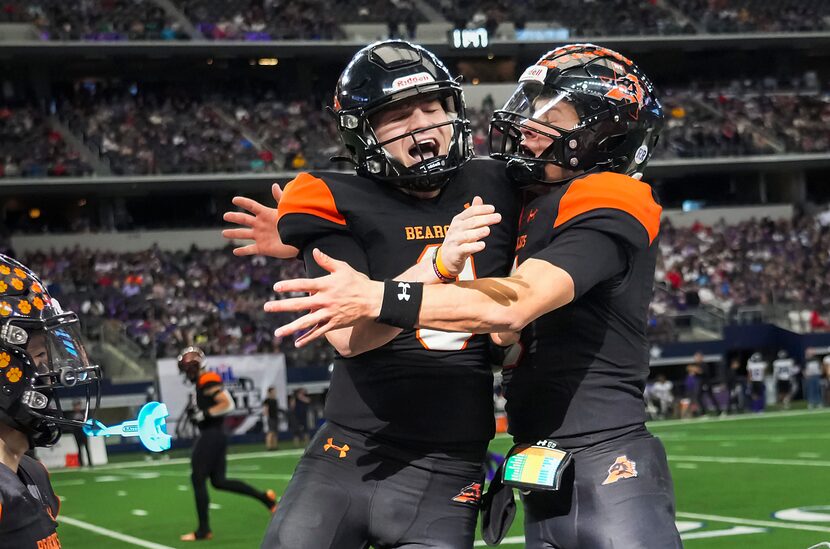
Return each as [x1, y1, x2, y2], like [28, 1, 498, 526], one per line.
[490, 84, 638, 188]
[0, 314, 102, 447]
[332, 40, 473, 193]
[489, 44, 664, 189]
[336, 85, 472, 192]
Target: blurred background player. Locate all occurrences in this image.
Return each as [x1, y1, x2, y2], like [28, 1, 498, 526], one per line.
[725, 358, 747, 414]
[747, 352, 768, 412]
[0, 254, 101, 548]
[177, 345, 277, 541]
[690, 351, 722, 416]
[287, 387, 310, 447]
[649, 374, 675, 419]
[262, 386, 284, 451]
[803, 350, 823, 409]
[772, 350, 796, 409]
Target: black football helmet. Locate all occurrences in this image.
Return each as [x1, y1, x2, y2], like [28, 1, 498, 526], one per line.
[490, 43, 664, 188]
[331, 40, 472, 192]
[177, 346, 205, 384]
[0, 254, 101, 447]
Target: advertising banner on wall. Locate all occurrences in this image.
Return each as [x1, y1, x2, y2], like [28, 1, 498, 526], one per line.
[157, 353, 287, 439]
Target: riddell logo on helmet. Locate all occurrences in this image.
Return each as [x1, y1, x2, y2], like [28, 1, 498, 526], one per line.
[519, 65, 548, 83]
[391, 72, 435, 90]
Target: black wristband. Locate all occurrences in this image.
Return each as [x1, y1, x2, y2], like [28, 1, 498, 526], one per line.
[377, 279, 424, 329]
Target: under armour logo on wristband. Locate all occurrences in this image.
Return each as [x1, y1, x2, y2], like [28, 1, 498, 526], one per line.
[397, 282, 411, 301]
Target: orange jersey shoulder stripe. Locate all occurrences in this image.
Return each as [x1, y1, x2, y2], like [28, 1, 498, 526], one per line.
[553, 173, 661, 244]
[198, 372, 222, 387]
[277, 173, 346, 226]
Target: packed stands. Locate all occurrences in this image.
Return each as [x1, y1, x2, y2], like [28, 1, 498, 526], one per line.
[20, 245, 336, 366]
[1, 0, 187, 40]
[0, 105, 92, 177]
[2, 78, 826, 178]
[652, 212, 830, 338]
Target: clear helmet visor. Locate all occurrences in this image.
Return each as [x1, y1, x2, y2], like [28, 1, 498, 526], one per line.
[490, 84, 579, 161]
[12, 315, 101, 424]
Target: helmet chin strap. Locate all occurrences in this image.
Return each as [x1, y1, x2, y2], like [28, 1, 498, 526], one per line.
[0, 406, 60, 449]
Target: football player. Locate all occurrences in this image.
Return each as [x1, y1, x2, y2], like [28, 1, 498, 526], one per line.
[177, 346, 278, 541]
[243, 40, 519, 549]
[0, 254, 102, 549]
[266, 44, 682, 548]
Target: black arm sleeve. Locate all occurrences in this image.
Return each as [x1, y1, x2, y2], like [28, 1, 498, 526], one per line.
[303, 232, 371, 279]
[531, 227, 628, 300]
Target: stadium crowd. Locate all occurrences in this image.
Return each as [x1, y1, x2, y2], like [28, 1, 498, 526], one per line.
[1, 0, 187, 40]
[178, 0, 343, 40]
[2, 0, 826, 42]
[18, 245, 336, 367]
[3, 78, 827, 178]
[0, 105, 92, 177]
[651, 212, 830, 337]
[6, 208, 829, 366]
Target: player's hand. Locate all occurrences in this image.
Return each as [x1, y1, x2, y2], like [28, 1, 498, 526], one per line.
[222, 183, 299, 259]
[265, 248, 383, 346]
[491, 331, 520, 347]
[440, 196, 501, 277]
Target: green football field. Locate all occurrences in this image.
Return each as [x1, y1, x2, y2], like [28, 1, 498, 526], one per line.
[50, 409, 830, 548]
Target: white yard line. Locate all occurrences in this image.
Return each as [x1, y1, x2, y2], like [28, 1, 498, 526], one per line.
[474, 525, 770, 545]
[681, 526, 766, 540]
[59, 515, 177, 549]
[669, 455, 830, 467]
[659, 434, 830, 442]
[51, 448, 305, 474]
[676, 512, 830, 534]
[474, 536, 525, 546]
[649, 408, 830, 429]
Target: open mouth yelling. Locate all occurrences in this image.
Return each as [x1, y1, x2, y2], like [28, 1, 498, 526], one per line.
[408, 137, 440, 162]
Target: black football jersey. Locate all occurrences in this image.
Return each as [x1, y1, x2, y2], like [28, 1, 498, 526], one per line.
[0, 454, 61, 549]
[507, 172, 662, 448]
[196, 371, 225, 430]
[278, 158, 518, 457]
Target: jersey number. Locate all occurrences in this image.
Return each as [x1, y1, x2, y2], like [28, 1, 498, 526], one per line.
[415, 244, 477, 351]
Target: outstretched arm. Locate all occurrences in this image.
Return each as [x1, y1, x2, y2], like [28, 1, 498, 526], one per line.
[270, 253, 574, 345]
[306, 196, 503, 354]
[223, 183, 299, 259]
[267, 227, 629, 346]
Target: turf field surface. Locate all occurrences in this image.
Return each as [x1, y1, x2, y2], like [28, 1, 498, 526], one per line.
[50, 408, 830, 548]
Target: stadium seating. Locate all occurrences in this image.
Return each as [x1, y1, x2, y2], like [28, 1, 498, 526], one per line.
[1, 0, 186, 40]
[0, 105, 92, 177]
[2, 79, 826, 178]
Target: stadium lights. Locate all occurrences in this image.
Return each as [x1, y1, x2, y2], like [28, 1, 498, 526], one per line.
[258, 58, 279, 66]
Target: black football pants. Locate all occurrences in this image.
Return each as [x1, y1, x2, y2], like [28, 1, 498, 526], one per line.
[522, 428, 681, 549]
[261, 422, 483, 549]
